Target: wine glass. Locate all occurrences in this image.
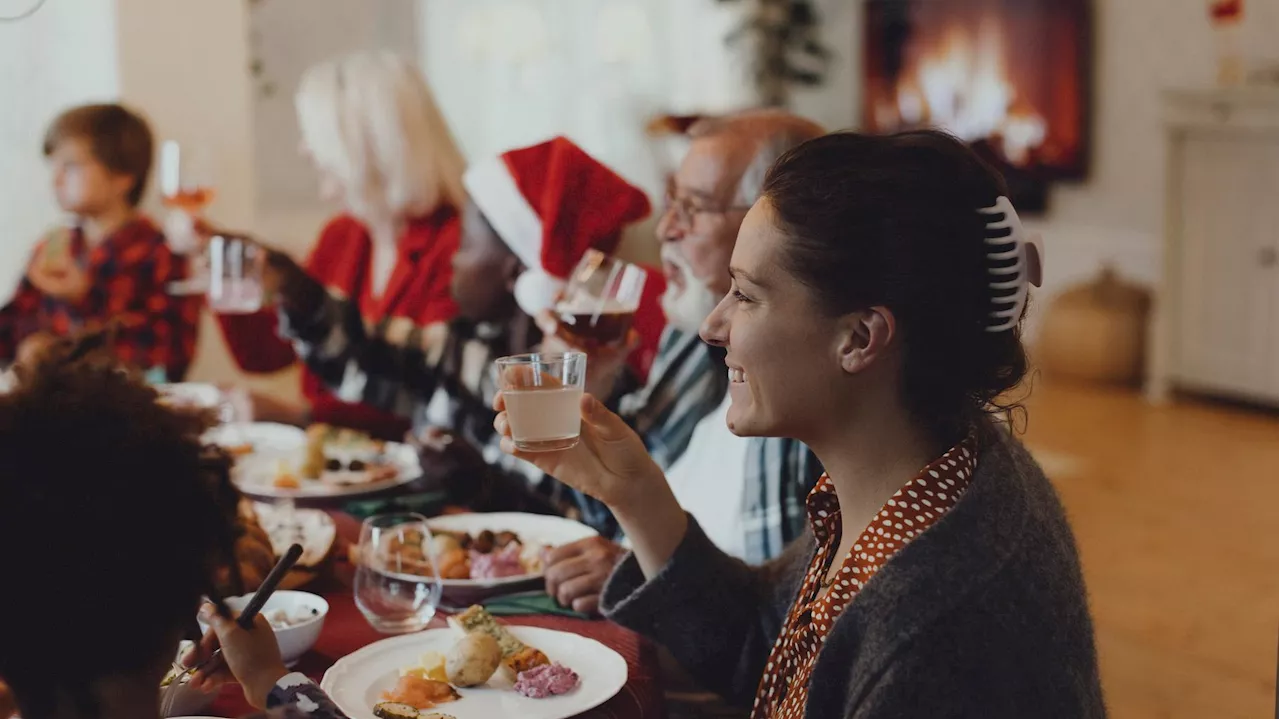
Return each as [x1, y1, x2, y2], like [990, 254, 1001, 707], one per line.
[354, 513, 443, 634]
[552, 249, 647, 350]
[160, 140, 216, 295]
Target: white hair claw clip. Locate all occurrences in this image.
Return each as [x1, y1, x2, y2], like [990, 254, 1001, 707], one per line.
[978, 196, 1043, 333]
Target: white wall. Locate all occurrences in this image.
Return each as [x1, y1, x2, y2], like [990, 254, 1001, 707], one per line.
[114, 0, 257, 229]
[420, 0, 758, 264]
[250, 0, 419, 217]
[0, 0, 119, 293]
[111, 0, 275, 390]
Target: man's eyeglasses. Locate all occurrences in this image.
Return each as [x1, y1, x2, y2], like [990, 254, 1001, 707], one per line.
[662, 189, 752, 227]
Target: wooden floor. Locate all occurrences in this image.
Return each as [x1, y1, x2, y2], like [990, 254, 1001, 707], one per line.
[1021, 379, 1277, 718]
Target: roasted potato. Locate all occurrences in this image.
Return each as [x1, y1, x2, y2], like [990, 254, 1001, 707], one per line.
[445, 632, 502, 687]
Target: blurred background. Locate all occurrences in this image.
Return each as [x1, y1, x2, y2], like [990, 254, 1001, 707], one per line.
[0, 0, 1276, 716]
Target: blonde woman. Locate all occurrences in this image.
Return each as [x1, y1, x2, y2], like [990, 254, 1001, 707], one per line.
[214, 51, 466, 439]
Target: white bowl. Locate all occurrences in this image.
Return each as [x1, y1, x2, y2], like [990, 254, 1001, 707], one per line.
[199, 590, 328, 667]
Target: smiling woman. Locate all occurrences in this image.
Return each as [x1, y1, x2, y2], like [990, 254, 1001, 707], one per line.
[492, 129, 1105, 718]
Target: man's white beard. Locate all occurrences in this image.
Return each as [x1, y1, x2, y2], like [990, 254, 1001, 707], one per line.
[661, 246, 722, 334]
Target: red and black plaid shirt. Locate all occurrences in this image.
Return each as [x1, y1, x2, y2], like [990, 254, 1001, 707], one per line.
[0, 216, 200, 381]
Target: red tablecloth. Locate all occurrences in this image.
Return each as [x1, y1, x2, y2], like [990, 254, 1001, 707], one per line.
[210, 513, 665, 719]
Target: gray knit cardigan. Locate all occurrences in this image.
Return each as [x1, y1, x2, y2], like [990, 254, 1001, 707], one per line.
[601, 422, 1106, 718]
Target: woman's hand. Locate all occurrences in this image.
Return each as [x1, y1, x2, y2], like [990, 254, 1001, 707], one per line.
[182, 603, 289, 710]
[493, 389, 688, 578]
[492, 390, 659, 509]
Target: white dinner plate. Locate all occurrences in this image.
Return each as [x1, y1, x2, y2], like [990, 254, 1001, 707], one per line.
[156, 382, 224, 409]
[205, 421, 307, 455]
[426, 513, 597, 602]
[321, 626, 627, 719]
[233, 440, 422, 499]
[252, 502, 338, 567]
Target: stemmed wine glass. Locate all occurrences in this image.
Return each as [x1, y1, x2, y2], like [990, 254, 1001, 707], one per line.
[160, 139, 216, 295]
[354, 513, 443, 634]
[552, 249, 647, 350]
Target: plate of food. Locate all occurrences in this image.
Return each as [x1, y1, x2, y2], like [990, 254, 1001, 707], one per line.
[252, 502, 338, 568]
[222, 500, 335, 593]
[156, 382, 224, 411]
[227, 423, 422, 500]
[205, 421, 307, 458]
[320, 606, 627, 719]
[420, 514, 597, 603]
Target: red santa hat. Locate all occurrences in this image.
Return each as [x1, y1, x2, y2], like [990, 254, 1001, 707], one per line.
[462, 136, 651, 316]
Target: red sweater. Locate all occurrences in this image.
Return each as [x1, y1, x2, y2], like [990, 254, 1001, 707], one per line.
[216, 210, 460, 440]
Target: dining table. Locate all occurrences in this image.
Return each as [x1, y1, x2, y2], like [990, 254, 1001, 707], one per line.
[209, 510, 667, 719]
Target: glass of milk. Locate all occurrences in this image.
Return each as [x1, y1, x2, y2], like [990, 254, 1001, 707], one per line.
[494, 352, 587, 452]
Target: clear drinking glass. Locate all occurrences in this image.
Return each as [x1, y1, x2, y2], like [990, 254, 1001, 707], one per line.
[553, 249, 647, 349]
[494, 352, 587, 452]
[354, 513, 443, 634]
[207, 235, 264, 314]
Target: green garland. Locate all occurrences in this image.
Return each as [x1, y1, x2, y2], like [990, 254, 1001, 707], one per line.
[718, 0, 832, 106]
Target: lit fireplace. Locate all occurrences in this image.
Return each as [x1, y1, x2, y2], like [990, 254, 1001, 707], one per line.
[863, 0, 1090, 210]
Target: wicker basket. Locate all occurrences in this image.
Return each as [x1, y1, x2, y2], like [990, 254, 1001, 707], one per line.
[1038, 267, 1151, 385]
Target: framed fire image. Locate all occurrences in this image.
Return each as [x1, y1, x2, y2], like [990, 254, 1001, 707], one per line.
[862, 0, 1092, 209]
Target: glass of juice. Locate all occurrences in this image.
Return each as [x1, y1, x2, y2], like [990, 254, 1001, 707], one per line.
[494, 352, 587, 452]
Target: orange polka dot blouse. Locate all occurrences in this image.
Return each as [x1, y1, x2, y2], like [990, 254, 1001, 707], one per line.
[751, 435, 979, 718]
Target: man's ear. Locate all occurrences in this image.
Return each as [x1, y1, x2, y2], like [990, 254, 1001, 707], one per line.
[836, 306, 896, 375]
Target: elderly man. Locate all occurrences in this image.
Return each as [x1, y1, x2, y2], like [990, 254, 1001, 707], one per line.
[544, 110, 826, 614]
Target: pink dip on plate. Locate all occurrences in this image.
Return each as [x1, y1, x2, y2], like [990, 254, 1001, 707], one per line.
[514, 663, 580, 698]
[469, 543, 525, 580]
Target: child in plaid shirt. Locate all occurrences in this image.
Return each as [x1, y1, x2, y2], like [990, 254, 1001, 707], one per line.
[0, 103, 200, 381]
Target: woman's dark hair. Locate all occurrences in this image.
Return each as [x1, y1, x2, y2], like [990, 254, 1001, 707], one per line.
[762, 129, 1030, 439]
[0, 337, 236, 717]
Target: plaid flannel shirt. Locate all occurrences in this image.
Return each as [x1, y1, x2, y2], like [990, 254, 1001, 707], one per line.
[0, 218, 199, 381]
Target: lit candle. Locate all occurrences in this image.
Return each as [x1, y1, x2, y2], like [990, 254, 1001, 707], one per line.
[160, 141, 181, 197]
